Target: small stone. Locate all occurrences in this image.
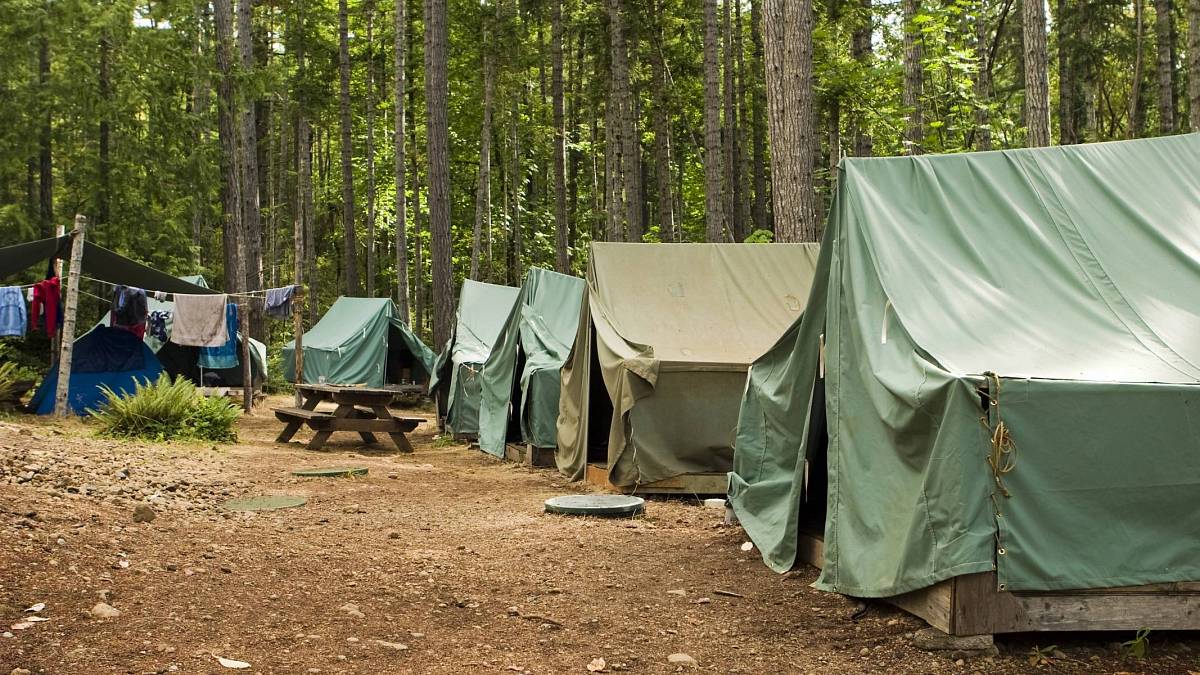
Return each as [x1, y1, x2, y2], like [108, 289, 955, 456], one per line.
[12, 668, 32, 675]
[89, 602, 121, 619]
[860, 647, 870, 656]
[2, 632, 13, 639]
[694, 597, 711, 604]
[220, 566, 233, 574]
[666, 589, 686, 597]
[387, 472, 399, 480]
[346, 637, 359, 643]
[667, 653, 697, 667]
[165, 563, 178, 572]
[388, 532, 401, 540]
[886, 618, 900, 627]
[97, 589, 114, 602]
[374, 640, 408, 650]
[339, 603, 365, 619]
[132, 505, 156, 523]
[954, 659, 965, 666]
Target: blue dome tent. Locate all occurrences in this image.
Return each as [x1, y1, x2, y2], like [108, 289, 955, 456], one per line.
[27, 326, 164, 415]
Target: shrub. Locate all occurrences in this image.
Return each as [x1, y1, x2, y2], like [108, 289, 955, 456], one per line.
[89, 374, 240, 443]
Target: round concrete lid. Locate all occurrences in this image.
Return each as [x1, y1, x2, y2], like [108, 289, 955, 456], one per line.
[223, 495, 308, 512]
[291, 467, 369, 478]
[544, 494, 645, 517]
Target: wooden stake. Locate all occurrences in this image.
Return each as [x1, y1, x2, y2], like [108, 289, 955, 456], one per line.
[241, 299, 252, 412]
[293, 286, 304, 406]
[54, 214, 86, 417]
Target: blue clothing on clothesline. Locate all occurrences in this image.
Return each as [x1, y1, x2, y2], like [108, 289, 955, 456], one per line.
[265, 285, 297, 320]
[198, 303, 239, 370]
[0, 287, 27, 337]
[147, 311, 171, 342]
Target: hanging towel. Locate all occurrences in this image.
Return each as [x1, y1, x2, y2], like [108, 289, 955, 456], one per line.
[30, 277, 61, 335]
[198, 303, 239, 369]
[0, 287, 27, 337]
[111, 285, 148, 327]
[264, 285, 297, 320]
[171, 293, 229, 347]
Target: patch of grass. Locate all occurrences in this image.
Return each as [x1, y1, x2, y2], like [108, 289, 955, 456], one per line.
[432, 434, 460, 448]
[88, 374, 240, 443]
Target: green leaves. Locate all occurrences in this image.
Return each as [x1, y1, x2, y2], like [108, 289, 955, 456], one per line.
[88, 373, 240, 443]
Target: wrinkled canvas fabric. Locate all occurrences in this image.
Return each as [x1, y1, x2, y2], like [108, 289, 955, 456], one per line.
[729, 134, 1200, 597]
[557, 243, 820, 487]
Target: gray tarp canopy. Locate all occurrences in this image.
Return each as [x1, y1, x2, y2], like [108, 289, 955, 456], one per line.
[476, 267, 586, 457]
[0, 235, 215, 295]
[556, 242, 821, 487]
[430, 279, 521, 435]
[730, 134, 1200, 598]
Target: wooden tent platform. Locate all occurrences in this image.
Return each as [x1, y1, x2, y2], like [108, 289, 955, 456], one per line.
[503, 443, 556, 467]
[798, 532, 1200, 635]
[584, 463, 727, 496]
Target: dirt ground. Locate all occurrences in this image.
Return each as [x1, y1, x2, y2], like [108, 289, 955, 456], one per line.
[1, 396, 1198, 674]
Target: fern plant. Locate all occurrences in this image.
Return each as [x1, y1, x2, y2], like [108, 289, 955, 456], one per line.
[89, 374, 240, 442]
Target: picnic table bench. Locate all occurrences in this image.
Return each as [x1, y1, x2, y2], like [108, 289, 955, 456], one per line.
[274, 383, 425, 452]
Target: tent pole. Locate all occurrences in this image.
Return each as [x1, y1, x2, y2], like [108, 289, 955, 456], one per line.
[54, 214, 87, 417]
[293, 286, 304, 407]
[241, 299, 252, 412]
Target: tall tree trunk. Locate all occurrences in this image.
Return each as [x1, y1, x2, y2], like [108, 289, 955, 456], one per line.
[1023, 0, 1051, 146]
[237, 0, 264, 336]
[902, 0, 924, 153]
[366, 0, 378, 296]
[1129, 0, 1146, 137]
[604, 75, 623, 242]
[38, 31, 52, 238]
[750, 0, 768, 231]
[607, 0, 642, 242]
[394, 0, 410, 321]
[703, 0, 725, 242]
[551, 0, 569, 271]
[974, 0, 993, 148]
[722, 0, 737, 240]
[763, 0, 819, 242]
[213, 0, 243, 293]
[306, 129, 319, 326]
[735, 0, 752, 235]
[471, 15, 494, 281]
[412, 129, 425, 339]
[425, 0, 453, 348]
[339, 0, 361, 295]
[192, 3, 211, 263]
[1190, 0, 1200, 131]
[99, 30, 111, 236]
[509, 101, 523, 284]
[1056, 0, 1079, 144]
[1152, 0, 1176, 132]
[648, 0, 675, 242]
[851, 0, 873, 156]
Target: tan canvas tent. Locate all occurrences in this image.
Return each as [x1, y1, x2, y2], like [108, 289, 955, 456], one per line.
[557, 242, 821, 487]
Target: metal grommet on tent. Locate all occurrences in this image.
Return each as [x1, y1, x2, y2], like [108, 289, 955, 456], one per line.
[544, 495, 645, 517]
[997, 547, 1006, 555]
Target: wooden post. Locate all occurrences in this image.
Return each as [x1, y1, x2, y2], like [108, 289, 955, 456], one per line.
[241, 299, 252, 412]
[54, 215, 86, 417]
[293, 286, 304, 406]
[49, 223, 65, 366]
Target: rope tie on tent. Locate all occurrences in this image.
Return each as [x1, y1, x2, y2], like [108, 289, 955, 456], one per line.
[980, 372, 1017, 498]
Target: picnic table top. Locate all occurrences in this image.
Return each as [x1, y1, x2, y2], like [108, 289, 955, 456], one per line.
[296, 383, 398, 397]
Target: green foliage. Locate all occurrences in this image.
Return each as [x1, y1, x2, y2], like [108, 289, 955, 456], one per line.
[264, 348, 294, 395]
[0, 337, 46, 384]
[89, 374, 240, 443]
[1121, 628, 1152, 659]
[744, 229, 774, 244]
[1027, 644, 1058, 666]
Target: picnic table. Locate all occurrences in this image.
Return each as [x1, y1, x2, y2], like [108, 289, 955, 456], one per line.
[274, 383, 425, 452]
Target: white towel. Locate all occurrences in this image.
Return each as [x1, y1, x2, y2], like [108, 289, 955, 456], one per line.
[171, 293, 229, 347]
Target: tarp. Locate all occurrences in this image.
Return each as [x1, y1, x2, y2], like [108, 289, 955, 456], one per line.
[430, 280, 521, 436]
[94, 275, 267, 387]
[729, 133, 1200, 598]
[476, 268, 586, 457]
[0, 236, 215, 296]
[28, 326, 164, 415]
[281, 296, 434, 389]
[557, 242, 820, 487]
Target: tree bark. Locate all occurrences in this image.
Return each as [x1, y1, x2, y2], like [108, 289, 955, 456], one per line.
[750, 0, 768, 231]
[38, 32, 52, 237]
[339, 0, 361, 295]
[213, 0, 243, 293]
[1129, 0, 1146, 137]
[472, 15, 494, 281]
[1022, 0, 1051, 146]
[1056, 0, 1080, 144]
[722, 0, 737, 240]
[237, 0, 264, 333]
[1190, 0, 1200, 131]
[394, 0, 410, 321]
[851, 0, 873, 156]
[99, 30, 111, 236]
[902, 0, 924, 153]
[975, 0, 994, 149]
[366, 0, 378, 296]
[703, 0, 725, 242]
[763, 0, 819, 242]
[604, 73, 623, 242]
[551, 0, 569, 271]
[1152, 0, 1176, 132]
[648, 0, 675, 242]
[607, 0, 642, 242]
[425, 0, 453, 349]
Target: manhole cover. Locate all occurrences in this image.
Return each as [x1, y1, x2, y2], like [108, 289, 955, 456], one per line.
[544, 494, 645, 517]
[290, 467, 369, 478]
[223, 495, 308, 512]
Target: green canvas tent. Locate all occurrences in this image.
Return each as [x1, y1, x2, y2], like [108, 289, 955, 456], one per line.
[476, 267, 586, 458]
[730, 134, 1200, 600]
[557, 242, 820, 487]
[281, 297, 433, 389]
[430, 280, 521, 436]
